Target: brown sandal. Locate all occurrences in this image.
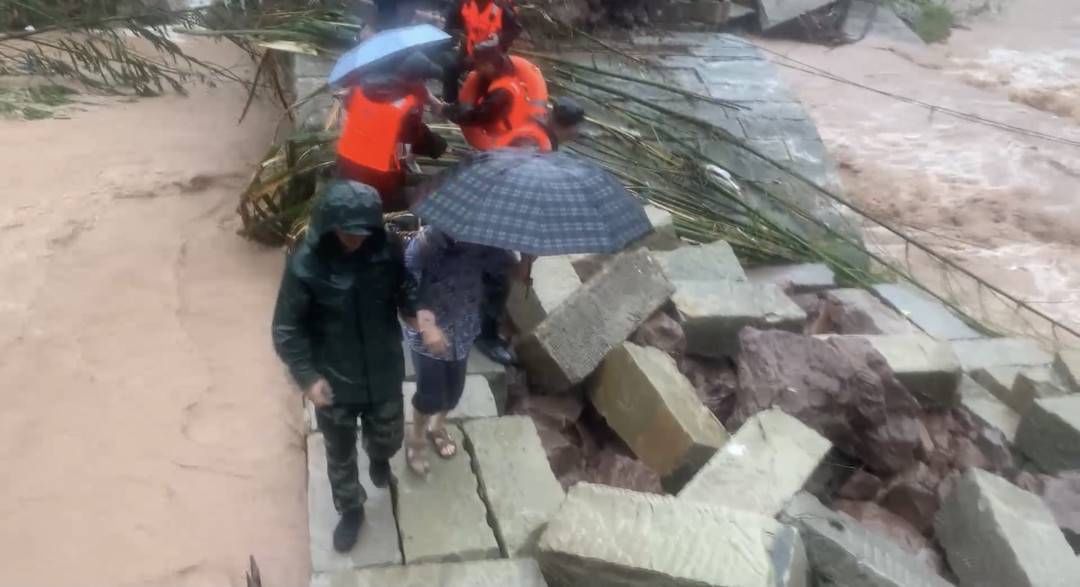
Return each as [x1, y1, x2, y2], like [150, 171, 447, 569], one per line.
[427, 427, 458, 459]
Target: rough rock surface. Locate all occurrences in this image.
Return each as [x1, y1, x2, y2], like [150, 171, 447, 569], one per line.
[879, 461, 942, 534]
[629, 309, 686, 355]
[539, 483, 810, 587]
[1016, 396, 1080, 473]
[463, 417, 566, 557]
[1014, 470, 1080, 552]
[677, 354, 740, 422]
[837, 469, 884, 501]
[960, 375, 1021, 443]
[836, 334, 962, 407]
[391, 426, 499, 564]
[936, 468, 1080, 587]
[745, 263, 836, 293]
[592, 342, 728, 490]
[673, 280, 807, 358]
[733, 329, 921, 475]
[517, 249, 675, 392]
[833, 499, 947, 576]
[309, 559, 549, 587]
[971, 364, 1065, 414]
[821, 289, 917, 335]
[950, 337, 1054, 372]
[679, 408, 832, 517]
[781, 492, 952, 586]
[637, 204, 683, 251]
[585, 451, 665, 494]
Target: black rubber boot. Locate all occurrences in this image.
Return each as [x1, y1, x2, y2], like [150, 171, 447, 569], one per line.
[333, 506, 365, 553]
[369, 459, 393, 489]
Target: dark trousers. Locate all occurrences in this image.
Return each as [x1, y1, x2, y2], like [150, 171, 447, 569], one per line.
[441, 52, 468, 103]
[481, 271, 509, 340]
[412, 351, 469, 415]
[316, 398, 404, 513]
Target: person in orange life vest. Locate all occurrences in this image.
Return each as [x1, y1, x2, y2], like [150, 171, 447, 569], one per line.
[506, 96, 586, 152]
[441, 0, 522, 102]
[336, 52, 448, 213]
[442, 40, 545, 146]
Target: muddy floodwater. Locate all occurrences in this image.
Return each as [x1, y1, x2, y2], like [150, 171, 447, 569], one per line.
[762, 0, 1080, 335]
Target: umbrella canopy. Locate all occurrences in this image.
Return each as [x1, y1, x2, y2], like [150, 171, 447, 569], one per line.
[412, 150, 653, 255]
[329, 24, 451, 87]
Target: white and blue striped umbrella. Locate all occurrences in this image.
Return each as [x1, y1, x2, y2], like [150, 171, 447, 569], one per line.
[329, 24, 451, 87]
[412, 150, 652, 255]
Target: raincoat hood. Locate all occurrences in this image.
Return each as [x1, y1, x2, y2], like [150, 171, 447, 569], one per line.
[307, 179, 385, 248]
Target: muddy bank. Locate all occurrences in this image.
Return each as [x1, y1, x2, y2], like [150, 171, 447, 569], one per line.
[0, 41, 310, 587]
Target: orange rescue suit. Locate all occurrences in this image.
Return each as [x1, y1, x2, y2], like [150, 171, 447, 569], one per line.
[458, 55, 549, 151]
[460, 0, 504, 57]
[337, 88, 421, 173]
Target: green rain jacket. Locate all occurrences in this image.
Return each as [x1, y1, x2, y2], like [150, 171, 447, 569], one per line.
[272, 181, 418, 405]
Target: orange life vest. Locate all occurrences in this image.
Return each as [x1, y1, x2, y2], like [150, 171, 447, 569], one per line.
[497, 123, 553, 151]
[458, 55, 548, 151]
[337, 88, 420, 173]
[460, 0, 504, 56]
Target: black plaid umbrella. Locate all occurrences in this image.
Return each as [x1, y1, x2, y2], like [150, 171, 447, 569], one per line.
[411, 149, 652, 255]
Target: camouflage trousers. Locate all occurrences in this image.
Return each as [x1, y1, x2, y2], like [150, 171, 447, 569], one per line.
[315, 397, 404, 513]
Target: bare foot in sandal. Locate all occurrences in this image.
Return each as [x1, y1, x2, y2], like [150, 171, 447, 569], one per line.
[406, 437, 430, 476]
[428, 427, 458, 459]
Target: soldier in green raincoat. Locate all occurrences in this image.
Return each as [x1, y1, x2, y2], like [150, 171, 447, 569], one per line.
[272, 179, 447, 553]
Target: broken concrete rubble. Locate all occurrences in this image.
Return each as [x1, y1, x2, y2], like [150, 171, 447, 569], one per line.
[970, 364, 1065, 414]
[871, 282, 983, 340]
[733, 329, 921, 475]
[879, 461, 941, 535]
[309, 559, 549, 587]
[828, 334, 961, 407]
[539, 483, 810, 587]
[517, 249, 674, 392]
[837, 469, 884, 501]
[677, 354, 739, 422]
[1014, 470, 1080, 553]
[637, 204, 682, 251]
[679, 407, 831, 517]
[592, 342, 728, 490]
[745, 262, 835, 293]
[507, 256, 581, 335]
[821, 288, 918, 335]
[629, 309, 686, 355]
[391, 425, 499, 564]
[673, 280, 806, 358]
[833, 499, 947, 576]
[950, 337, 1054, 373]
[1016, 396, 1080, 474]
[462, 417, 565, 557]
[654, 240, 747, 283]
[959, 375, 1021, 443]
[781, 492, 952, 587]
[936, 468, 1080, 587]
